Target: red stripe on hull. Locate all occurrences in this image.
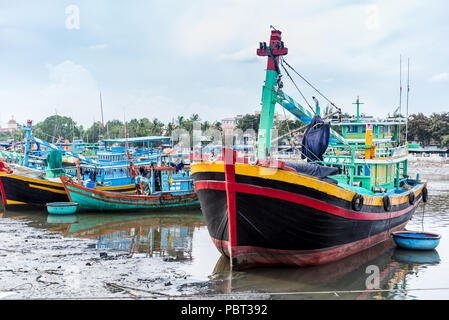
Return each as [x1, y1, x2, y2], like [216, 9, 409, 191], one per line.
[194, 180, 418, 221]
[211, 222, 407, 270]
[0, 177, 7, 205]
[223, 149, 237, 248]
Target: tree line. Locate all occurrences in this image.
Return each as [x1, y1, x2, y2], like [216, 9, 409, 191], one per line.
[1, 111, 448, 148]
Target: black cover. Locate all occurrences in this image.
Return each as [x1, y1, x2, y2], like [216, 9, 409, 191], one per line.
[301, 115, 330, 162]
[284, 161, 339, 179]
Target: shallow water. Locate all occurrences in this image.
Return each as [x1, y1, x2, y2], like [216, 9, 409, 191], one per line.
[0, 179, 448, 299]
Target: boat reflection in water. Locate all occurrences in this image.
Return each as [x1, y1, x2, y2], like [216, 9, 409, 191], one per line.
[2, 209, 205, 262]
[49, 212, 205, 261]
[209, 239, 441, 300]
[393, 248, 440, 265]
[1, 209, 442, 299]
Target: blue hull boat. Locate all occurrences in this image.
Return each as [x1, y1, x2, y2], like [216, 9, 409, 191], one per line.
[391, 231, 441, 250]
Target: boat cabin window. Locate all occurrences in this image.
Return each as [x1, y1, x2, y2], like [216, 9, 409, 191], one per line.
[347, 125, 359, 133]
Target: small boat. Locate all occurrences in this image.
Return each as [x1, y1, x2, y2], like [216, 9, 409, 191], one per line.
[46, 202, 79, 215]
[391, 231, 441, 250]
[60, 175, 199, 212]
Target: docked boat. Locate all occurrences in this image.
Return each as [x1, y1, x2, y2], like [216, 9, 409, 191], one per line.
[191, 29, 427, 270]
[60, 174, 198, 212]
[0, 121, 173, 209]
[60, 153, 198, 212]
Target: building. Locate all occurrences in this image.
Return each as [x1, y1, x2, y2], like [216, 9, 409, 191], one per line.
[221, 115, 243, 135]
[408, 144, 448, 157]
[0, 117, 17, 133]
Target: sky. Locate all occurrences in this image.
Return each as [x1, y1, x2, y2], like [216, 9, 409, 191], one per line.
[0, 0, 448, 128]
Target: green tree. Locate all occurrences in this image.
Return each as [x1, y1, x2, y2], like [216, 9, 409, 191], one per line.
[236, 114, 260, 134]
[105, 120, 124, 139]
[429, 112, 449, 146]
[33, 115, 81, 142]
[407, 113, 432, 145]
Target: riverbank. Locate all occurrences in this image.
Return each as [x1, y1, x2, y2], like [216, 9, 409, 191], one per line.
[0, 215, 220, 299]
[408, 156, 449, 180]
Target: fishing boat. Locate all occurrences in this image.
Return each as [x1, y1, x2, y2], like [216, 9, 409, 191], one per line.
[0, 122, 171, 209]
[60, 155, 199, 212]
[191, 29, 428, 270]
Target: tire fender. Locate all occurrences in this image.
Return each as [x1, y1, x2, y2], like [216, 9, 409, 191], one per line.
[352, 193, 364, 211]
[383, 194, 392, 212]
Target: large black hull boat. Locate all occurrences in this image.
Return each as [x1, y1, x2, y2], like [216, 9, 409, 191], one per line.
[192, 151, 426, 270]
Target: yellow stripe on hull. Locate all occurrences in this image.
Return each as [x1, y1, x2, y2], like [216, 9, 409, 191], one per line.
[5, 200, 27, 205]
[28, 184, 67, 195]
[191, 162, 425, 207]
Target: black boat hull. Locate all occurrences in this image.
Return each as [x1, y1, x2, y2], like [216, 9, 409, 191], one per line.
[0, 173, 135, 209]
[192, 160, 425, 270]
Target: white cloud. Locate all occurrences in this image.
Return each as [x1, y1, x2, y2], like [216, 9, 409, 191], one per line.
[89, 43, 108, 50]
[429, 72, 449, 82]
[217, 47, 257, 63]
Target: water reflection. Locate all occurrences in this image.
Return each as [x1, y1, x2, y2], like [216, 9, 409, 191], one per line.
[392, 249, 440, 264]
[209, 238, 441, 299]
[1, 177, 448, 300]
[2, 210, 205, 262]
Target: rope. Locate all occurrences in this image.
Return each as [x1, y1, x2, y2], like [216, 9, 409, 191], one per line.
[36, 287, 449, 300]
[279, 58, 315, 113]
[266, 46, 281, 75]
[281, 56, 341, 112]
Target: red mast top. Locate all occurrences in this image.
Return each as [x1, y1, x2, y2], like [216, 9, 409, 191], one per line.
[257, 30, 288, 72]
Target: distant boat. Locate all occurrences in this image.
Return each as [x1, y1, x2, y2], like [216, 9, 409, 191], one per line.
[0, 165, 135, 209]
[60, 175, 199, 212]
[0, 121, 180, 209]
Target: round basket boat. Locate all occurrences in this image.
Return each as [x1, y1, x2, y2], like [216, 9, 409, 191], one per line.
[391, 231, 441, 251]
[46, 202, 79, 215]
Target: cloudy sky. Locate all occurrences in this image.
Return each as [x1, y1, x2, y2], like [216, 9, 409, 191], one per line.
[0, 0, 448, 128]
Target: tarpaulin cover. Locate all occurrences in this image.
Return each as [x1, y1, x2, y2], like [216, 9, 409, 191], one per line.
[301, 115, 330, 162]
[284, 161, 339, 179]
[46, 149, 64, 178]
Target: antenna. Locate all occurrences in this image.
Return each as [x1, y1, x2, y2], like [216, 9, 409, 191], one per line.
[99, 91, 105, 129]
[399, 54, 402, 116]
[123, 107, 128, 149]
[405, 58, 410, 143]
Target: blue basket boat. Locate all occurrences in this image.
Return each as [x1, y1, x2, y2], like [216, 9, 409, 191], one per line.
[46, 202, 79, 215]
[391, 231, 441, 250]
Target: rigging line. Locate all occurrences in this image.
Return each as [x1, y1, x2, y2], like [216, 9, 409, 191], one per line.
[281, 57, 340, 111]
[272, 109, 341, 144]
[273, 122, 323, 163]
[279, 58, 315, 113]
[266, 46, 281, 75]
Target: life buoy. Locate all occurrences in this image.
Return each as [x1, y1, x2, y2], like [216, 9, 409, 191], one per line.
[352, 193, 364, 211]
[408, 191, 415, 205]
[422, 186, 428, 203]
[383, 194, 391, 212]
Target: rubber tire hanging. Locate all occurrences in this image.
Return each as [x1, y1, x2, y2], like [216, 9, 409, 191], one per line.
[422, 186, 428, 203]
[352, 193, 364, 211]
[383, 195, 392, 212]
[408, 191, 415, 205]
